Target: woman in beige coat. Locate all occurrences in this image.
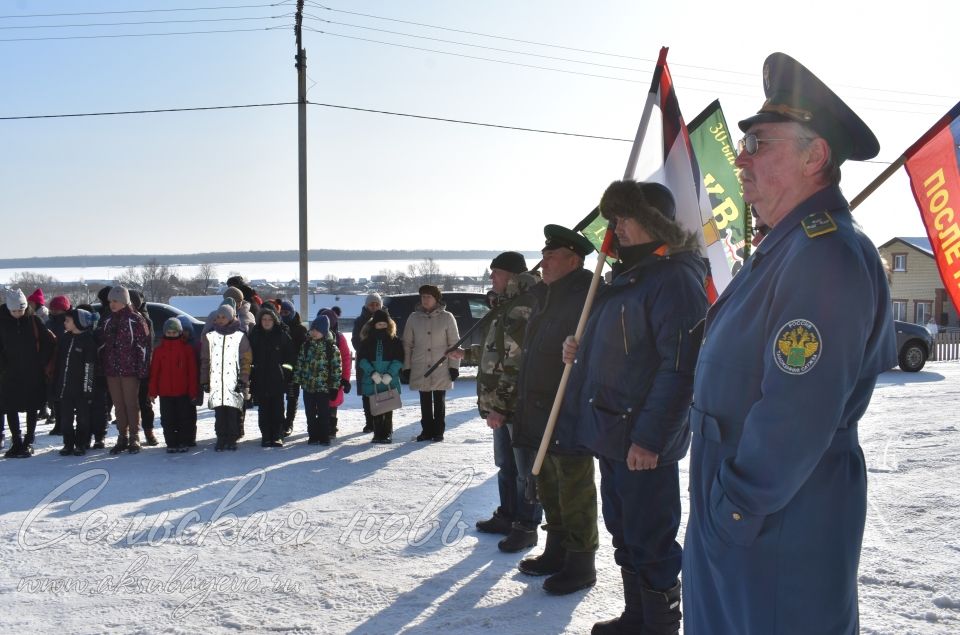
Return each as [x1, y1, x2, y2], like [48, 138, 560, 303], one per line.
[402, 285, 460, 441]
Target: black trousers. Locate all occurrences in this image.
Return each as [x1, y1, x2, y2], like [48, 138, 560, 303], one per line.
[5, 410, 38, 444]
[138, 379, 155, 431]
[303, 391, 331, 442]
[257, 393, 285, 443]
[419, 390, 446, 437]
[214, 407, 242, 442]
[285, 383, 300, 424]
[159, 395, 195, 448]
[88, 376, 109, 445]
[373, 410, 393, 440]
[59, 396, 91, 451]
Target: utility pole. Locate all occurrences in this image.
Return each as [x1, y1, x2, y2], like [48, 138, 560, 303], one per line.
[295, 0, 309, 320]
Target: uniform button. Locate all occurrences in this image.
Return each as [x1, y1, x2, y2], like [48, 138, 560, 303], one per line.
[588, 398, 593, 404]
[627, 407, 633, 413]
[427, 331, 431, 334]
[732, 512, 742, 521]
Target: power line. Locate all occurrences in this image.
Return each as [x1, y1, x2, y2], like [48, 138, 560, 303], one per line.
[305, 18, 953, 108]
[304, 27, 646, 86]
[0, 25, 291, 42]
[0, 15, 292, 30]
[306, 1, 960, 102]
[0, 2, 293, 19]
[304, 1, 663, 65]
[0, 98, 632, 141]
[307, 101, 633, 141]
[0, 102, 298, 120]
[302, 28, 952, 114]
[0, 98, 898, 163]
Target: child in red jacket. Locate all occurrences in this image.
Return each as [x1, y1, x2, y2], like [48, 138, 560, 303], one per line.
[148, 318, 199, 453]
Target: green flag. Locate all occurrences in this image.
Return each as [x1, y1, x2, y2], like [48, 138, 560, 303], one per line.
[688, 100, 751, 273]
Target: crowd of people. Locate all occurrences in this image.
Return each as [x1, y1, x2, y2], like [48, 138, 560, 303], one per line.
[0, 52, 901, 634]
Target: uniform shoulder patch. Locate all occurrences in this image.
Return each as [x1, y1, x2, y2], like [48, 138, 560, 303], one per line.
[773, 319, 821, 375]
[801, 211, 837, 238]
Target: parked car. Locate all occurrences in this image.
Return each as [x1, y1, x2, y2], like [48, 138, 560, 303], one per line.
[92, 302, 205, 348]
[895, 319, 934, 372]
[383, 292, 491, 364]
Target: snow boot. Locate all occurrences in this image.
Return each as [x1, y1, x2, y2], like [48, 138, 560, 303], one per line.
[5, 434, 24, 458]
[475, 509, 513, 535]
[498, 524, 539, 553]
[591, 568, 645, 634]
[543, 550, 596, 595]
[92, 437, 105, 450]
[638, 582, 681, 635]
[59, 445, 74, 456]
[128, 439, 142, 454]
[109, 434, 128, 455]
[330, 416, 338, 438]
[143, 429, 159, 446]
[22, 432, 35, 457]
[519, 531, 566, 576]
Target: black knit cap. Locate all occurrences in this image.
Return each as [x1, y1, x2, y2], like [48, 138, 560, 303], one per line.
[490, 251, 527, 274]
[371, 309, 390, 324]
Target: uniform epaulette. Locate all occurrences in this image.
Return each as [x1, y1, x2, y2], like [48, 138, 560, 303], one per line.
[801, 211, 837, 238]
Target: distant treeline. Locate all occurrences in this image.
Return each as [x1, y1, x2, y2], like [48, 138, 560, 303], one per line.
[0, 249, 541, 269]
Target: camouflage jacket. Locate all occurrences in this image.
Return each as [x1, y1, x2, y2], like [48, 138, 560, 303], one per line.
[467, 272, 540, 418]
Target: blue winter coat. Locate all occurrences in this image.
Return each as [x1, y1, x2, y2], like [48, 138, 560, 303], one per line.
[681, 185, 897, 635]
[356, 332, 404, 397]
[559, 246, 707, 463]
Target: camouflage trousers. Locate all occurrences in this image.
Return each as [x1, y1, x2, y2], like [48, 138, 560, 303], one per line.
[536, 453, 599, 552]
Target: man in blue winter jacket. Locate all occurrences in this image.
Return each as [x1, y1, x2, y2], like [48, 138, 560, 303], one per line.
[681, 53, 897, 634]
[560, 181, 708, 634]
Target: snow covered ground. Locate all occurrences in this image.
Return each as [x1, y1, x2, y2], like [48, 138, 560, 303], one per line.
[1, 363, 958, 634]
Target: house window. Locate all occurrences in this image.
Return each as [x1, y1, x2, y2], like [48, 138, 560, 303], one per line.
[916, 302, 932, 324]
[892, 253, 907, 271]
[892, 300, 907, 321]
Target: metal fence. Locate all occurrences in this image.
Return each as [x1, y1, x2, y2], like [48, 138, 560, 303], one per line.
[931, 332, 960, 361]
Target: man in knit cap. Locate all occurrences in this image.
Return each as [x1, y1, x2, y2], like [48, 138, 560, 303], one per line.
[449, 251, 544, 553]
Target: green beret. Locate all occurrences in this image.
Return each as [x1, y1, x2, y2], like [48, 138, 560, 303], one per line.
[738, 52, 879, 163]
[542, 224, 595, 257]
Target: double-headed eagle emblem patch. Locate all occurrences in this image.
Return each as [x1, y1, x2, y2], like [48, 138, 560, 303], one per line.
[774, 319, 821, 375]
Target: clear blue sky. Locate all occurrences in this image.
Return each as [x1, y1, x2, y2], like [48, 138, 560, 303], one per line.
[2, 0, 958, 259]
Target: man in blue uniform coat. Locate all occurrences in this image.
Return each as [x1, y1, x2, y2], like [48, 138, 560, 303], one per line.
[560, 182, 708, 634]
[682, 52, 897, 634]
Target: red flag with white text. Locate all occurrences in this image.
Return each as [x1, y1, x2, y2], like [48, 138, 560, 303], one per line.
[903, 101, 960, 315]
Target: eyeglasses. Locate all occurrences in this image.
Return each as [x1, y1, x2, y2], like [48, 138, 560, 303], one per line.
[737, 133, 814, 156]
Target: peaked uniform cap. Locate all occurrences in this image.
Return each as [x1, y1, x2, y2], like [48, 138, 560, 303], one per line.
[738, 52, 879, 163]
[543, 224, 595, 256]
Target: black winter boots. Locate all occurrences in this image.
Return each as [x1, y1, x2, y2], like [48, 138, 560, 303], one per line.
[518, 531, 566, 576]
[591, 573, 681, 635]
[475, 509, 512, 535]
[638, 582, 682, 635]
[110, 434, 128, 455]
[592, 568, 644, 634]
[498, 524, 538, 553]
[543, 550, 596, 595]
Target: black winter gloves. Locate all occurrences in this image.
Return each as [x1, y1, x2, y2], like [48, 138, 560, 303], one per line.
[400, 369, 411, 385]
[340, 378, 351, 394]
[448, 368, 459, 381]
[201, 383, 210, 394]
